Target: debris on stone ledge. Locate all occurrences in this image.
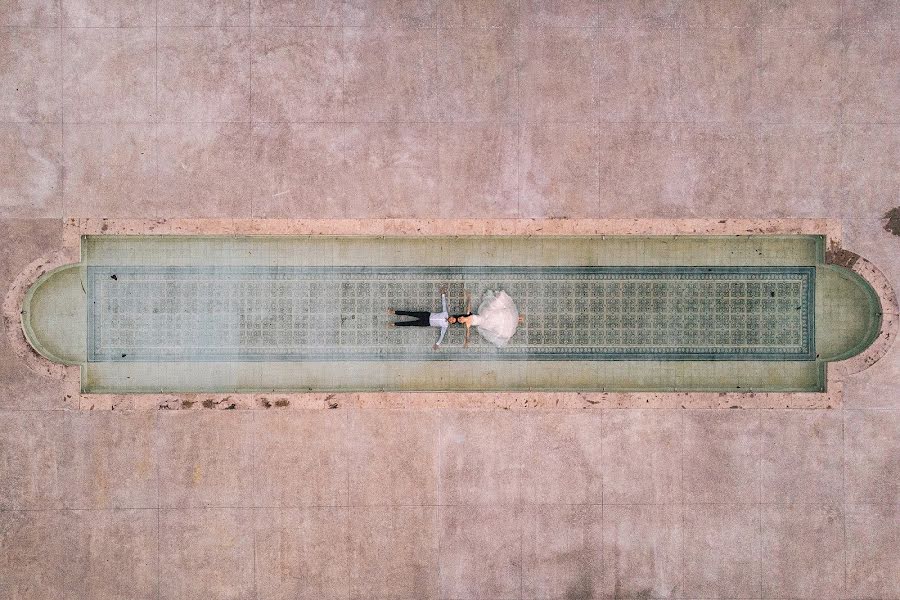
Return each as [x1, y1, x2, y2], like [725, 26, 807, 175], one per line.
[883, 207, 900, 236]
[825, 247, 860, 268]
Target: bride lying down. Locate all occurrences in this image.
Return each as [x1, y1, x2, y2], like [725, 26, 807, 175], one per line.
[452, 289, 524, 348]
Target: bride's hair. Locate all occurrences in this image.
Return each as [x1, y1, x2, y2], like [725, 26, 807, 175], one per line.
[450, 313, 472, 320]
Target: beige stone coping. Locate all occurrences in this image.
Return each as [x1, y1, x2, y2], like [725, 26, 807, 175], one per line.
[6, 217, 895, 411]
[61, 217, 843, 246]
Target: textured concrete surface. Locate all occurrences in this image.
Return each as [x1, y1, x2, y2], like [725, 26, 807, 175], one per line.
[1, 1, 899, 598]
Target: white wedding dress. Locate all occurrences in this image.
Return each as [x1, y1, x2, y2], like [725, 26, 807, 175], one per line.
[470, 290, 520, 347]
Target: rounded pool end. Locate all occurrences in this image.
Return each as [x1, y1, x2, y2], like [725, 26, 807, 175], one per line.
[21, 264, 86, 365]
[815, 264, 883, 362]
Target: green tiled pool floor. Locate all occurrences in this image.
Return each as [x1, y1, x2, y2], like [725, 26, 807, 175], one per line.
[87, 265, 814, 362]
[22, 235, 881, 393]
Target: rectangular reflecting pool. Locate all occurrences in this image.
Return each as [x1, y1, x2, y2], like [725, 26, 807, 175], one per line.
[87, 265, 815, 362]
[22, 234, 883, 393]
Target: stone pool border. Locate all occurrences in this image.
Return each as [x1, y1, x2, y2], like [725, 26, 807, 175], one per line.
[4, 218, 896, 411]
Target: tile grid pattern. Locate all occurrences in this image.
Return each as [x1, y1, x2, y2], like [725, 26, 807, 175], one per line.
[87, 265, 814, 362]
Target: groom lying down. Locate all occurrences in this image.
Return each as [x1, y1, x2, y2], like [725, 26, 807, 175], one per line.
[388, 287, 523, 350]
[388, 288, 469, 350]
[388, 288, 467, 350]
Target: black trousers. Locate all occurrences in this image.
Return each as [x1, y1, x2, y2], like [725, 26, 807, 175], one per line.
[394, 310, 431, 327]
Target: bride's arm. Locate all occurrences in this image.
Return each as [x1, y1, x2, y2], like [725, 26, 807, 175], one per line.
[464, 322, 471, 348]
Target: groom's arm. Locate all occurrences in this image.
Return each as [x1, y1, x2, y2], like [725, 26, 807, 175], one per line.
[434, 324, 448, 349]
[441, 293, 448, 314]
